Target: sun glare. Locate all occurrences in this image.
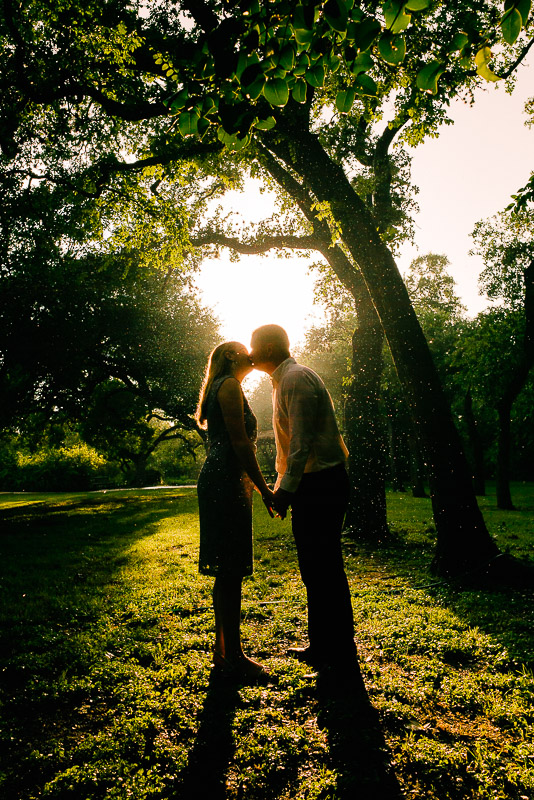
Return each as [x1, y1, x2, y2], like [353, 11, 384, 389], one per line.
[194, 182, 327, 388]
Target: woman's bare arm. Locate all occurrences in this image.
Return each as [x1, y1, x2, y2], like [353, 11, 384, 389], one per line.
[217, 378, 274, 502]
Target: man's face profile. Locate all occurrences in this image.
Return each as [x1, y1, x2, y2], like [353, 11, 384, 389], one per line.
[249, 334, 272, 371]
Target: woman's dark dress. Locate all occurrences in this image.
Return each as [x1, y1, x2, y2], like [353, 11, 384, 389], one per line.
[197, 376, 257, 577]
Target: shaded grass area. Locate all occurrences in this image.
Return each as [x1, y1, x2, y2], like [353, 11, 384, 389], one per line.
[0, 486, 532, 799]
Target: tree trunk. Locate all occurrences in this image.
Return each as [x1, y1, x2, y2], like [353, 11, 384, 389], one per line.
[407, 429, 428, 498]
[496, 402, 515, 510]
[385, 395, 408, 492]
[128, 453, 150, 487]
[258, 147, 391, 541]
[344, 316, 390, 540]
[463, 390, 486, 496]
[494, 261, 534, 510]
[266, 122, 500, 575]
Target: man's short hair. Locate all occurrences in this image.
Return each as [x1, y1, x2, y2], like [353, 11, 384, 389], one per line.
[251, 324, 290, 352]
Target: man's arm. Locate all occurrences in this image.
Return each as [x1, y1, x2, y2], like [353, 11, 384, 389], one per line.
[273, 370, 318, 516]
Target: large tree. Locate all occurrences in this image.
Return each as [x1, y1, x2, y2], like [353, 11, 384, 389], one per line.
[2, 0, 533, 574]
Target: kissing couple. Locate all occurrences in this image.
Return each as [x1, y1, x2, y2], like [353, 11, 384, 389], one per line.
[195, 324, 358, 682]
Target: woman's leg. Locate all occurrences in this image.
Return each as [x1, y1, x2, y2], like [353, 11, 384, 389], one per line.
[213, 575, 243, 660]
[212, 575, 267, 678]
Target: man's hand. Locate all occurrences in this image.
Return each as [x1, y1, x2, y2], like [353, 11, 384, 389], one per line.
[273, 488, 293, 520]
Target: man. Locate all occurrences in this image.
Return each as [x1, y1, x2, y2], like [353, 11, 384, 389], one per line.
[249, 324, 357, 670]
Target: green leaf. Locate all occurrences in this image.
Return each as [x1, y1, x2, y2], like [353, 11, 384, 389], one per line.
[384, 1, 411, 33]
[335, 87, 356, 112]
[168, 88, 188, 112]
[244, 75, 266, 100]
[326, 53, 341, 72]
[292, 4, 315, 44]
[263, 76, 290, 106]
[242, 0, 260, 14]
[202, 96, 218, 115]
[240, 62, 263, 87]
[351, 18, 382, 52]
[179, 110, 199, 137]
[272, 66, 288, 79]
[294, 53, 310, 75]
[200, 59, 216, 79]
[505, 0, 532, 23]
[279, 44, 296, 70]
[254, 115, 276, 130]
[236, 52, 259, 80]
[324, 0, 349, 33]
[291, 78, 308, 103]
[294, 26, 314, 45]
[350, 51, 374, 75]
[354, 73, 378, 96]
[217, 128, 250, 150]
[197, 117, 210, 138]
[416, 60, 445, 94]
[306, 64, 325, 88]
[405, 0, 430, 9]
[450, 32, 469, 53]
[518, 0, 532, 22]
[501, 7, 522, 44]
[378, 32, 406, 65]
[475, 47, 501, 82]
[292, 3, 315, 31]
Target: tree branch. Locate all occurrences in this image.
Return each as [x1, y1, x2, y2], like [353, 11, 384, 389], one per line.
[501, 33, 534, 79]
[190, 231, 319, 254]
[372, 121, 405, 233]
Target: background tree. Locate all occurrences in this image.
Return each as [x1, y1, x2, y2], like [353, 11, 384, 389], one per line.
[470, 208, 534, 508]
[0, 245, 219, 483]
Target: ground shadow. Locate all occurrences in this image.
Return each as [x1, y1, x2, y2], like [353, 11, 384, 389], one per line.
[175, 670, 241, 800]
[343, 529, 534, 668]
[316, 662, 404, 800]
[0, 490, 202, 800]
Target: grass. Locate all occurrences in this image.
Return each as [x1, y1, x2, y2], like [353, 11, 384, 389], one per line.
[0, 484, 532, 799]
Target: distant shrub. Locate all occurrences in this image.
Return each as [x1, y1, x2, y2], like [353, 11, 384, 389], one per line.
[9, 444, 123, 491]
[0, 442, 19, 491]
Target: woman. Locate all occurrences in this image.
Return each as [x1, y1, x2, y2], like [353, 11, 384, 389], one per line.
[196, 341, 274, 680]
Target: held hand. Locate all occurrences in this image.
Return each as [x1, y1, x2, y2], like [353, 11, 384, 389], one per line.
[273, 488, 293, 520]
[261, 488, 275, 518]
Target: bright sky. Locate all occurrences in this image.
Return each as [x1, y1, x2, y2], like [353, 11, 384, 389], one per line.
[195, 57, 534, 354]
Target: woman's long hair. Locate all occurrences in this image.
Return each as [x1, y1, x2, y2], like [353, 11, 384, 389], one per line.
[195, 341, 243, 428]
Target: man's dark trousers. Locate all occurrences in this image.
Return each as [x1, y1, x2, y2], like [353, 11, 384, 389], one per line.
[290, 463, 356, 664]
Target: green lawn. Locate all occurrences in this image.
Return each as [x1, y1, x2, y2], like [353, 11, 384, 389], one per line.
[0, 485, 532, 799]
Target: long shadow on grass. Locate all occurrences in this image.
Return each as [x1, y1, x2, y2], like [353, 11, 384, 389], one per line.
[345, 532, 534, 668]
[176, 670, 240, 800]
[316, 662, 404, 800]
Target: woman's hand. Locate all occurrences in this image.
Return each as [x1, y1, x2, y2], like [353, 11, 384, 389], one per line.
[261, 488, 276, 518]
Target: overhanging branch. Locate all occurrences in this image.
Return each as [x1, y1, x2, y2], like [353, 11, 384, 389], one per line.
[190, 231, 319, 254]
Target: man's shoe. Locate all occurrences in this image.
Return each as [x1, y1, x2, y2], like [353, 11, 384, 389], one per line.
[286, 646, 320, 668]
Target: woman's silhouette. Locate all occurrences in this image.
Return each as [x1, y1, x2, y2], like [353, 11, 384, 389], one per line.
[196, 342, 274, 680]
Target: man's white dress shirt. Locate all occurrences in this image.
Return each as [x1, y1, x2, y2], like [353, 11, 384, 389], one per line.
[271, 358, 348, 492]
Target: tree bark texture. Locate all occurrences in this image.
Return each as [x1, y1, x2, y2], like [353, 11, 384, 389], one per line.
[495, 261, 534, 510]
[408, 430, 428, 498]
[496, 403, 515, 510]
[344, 318, 390, 540]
